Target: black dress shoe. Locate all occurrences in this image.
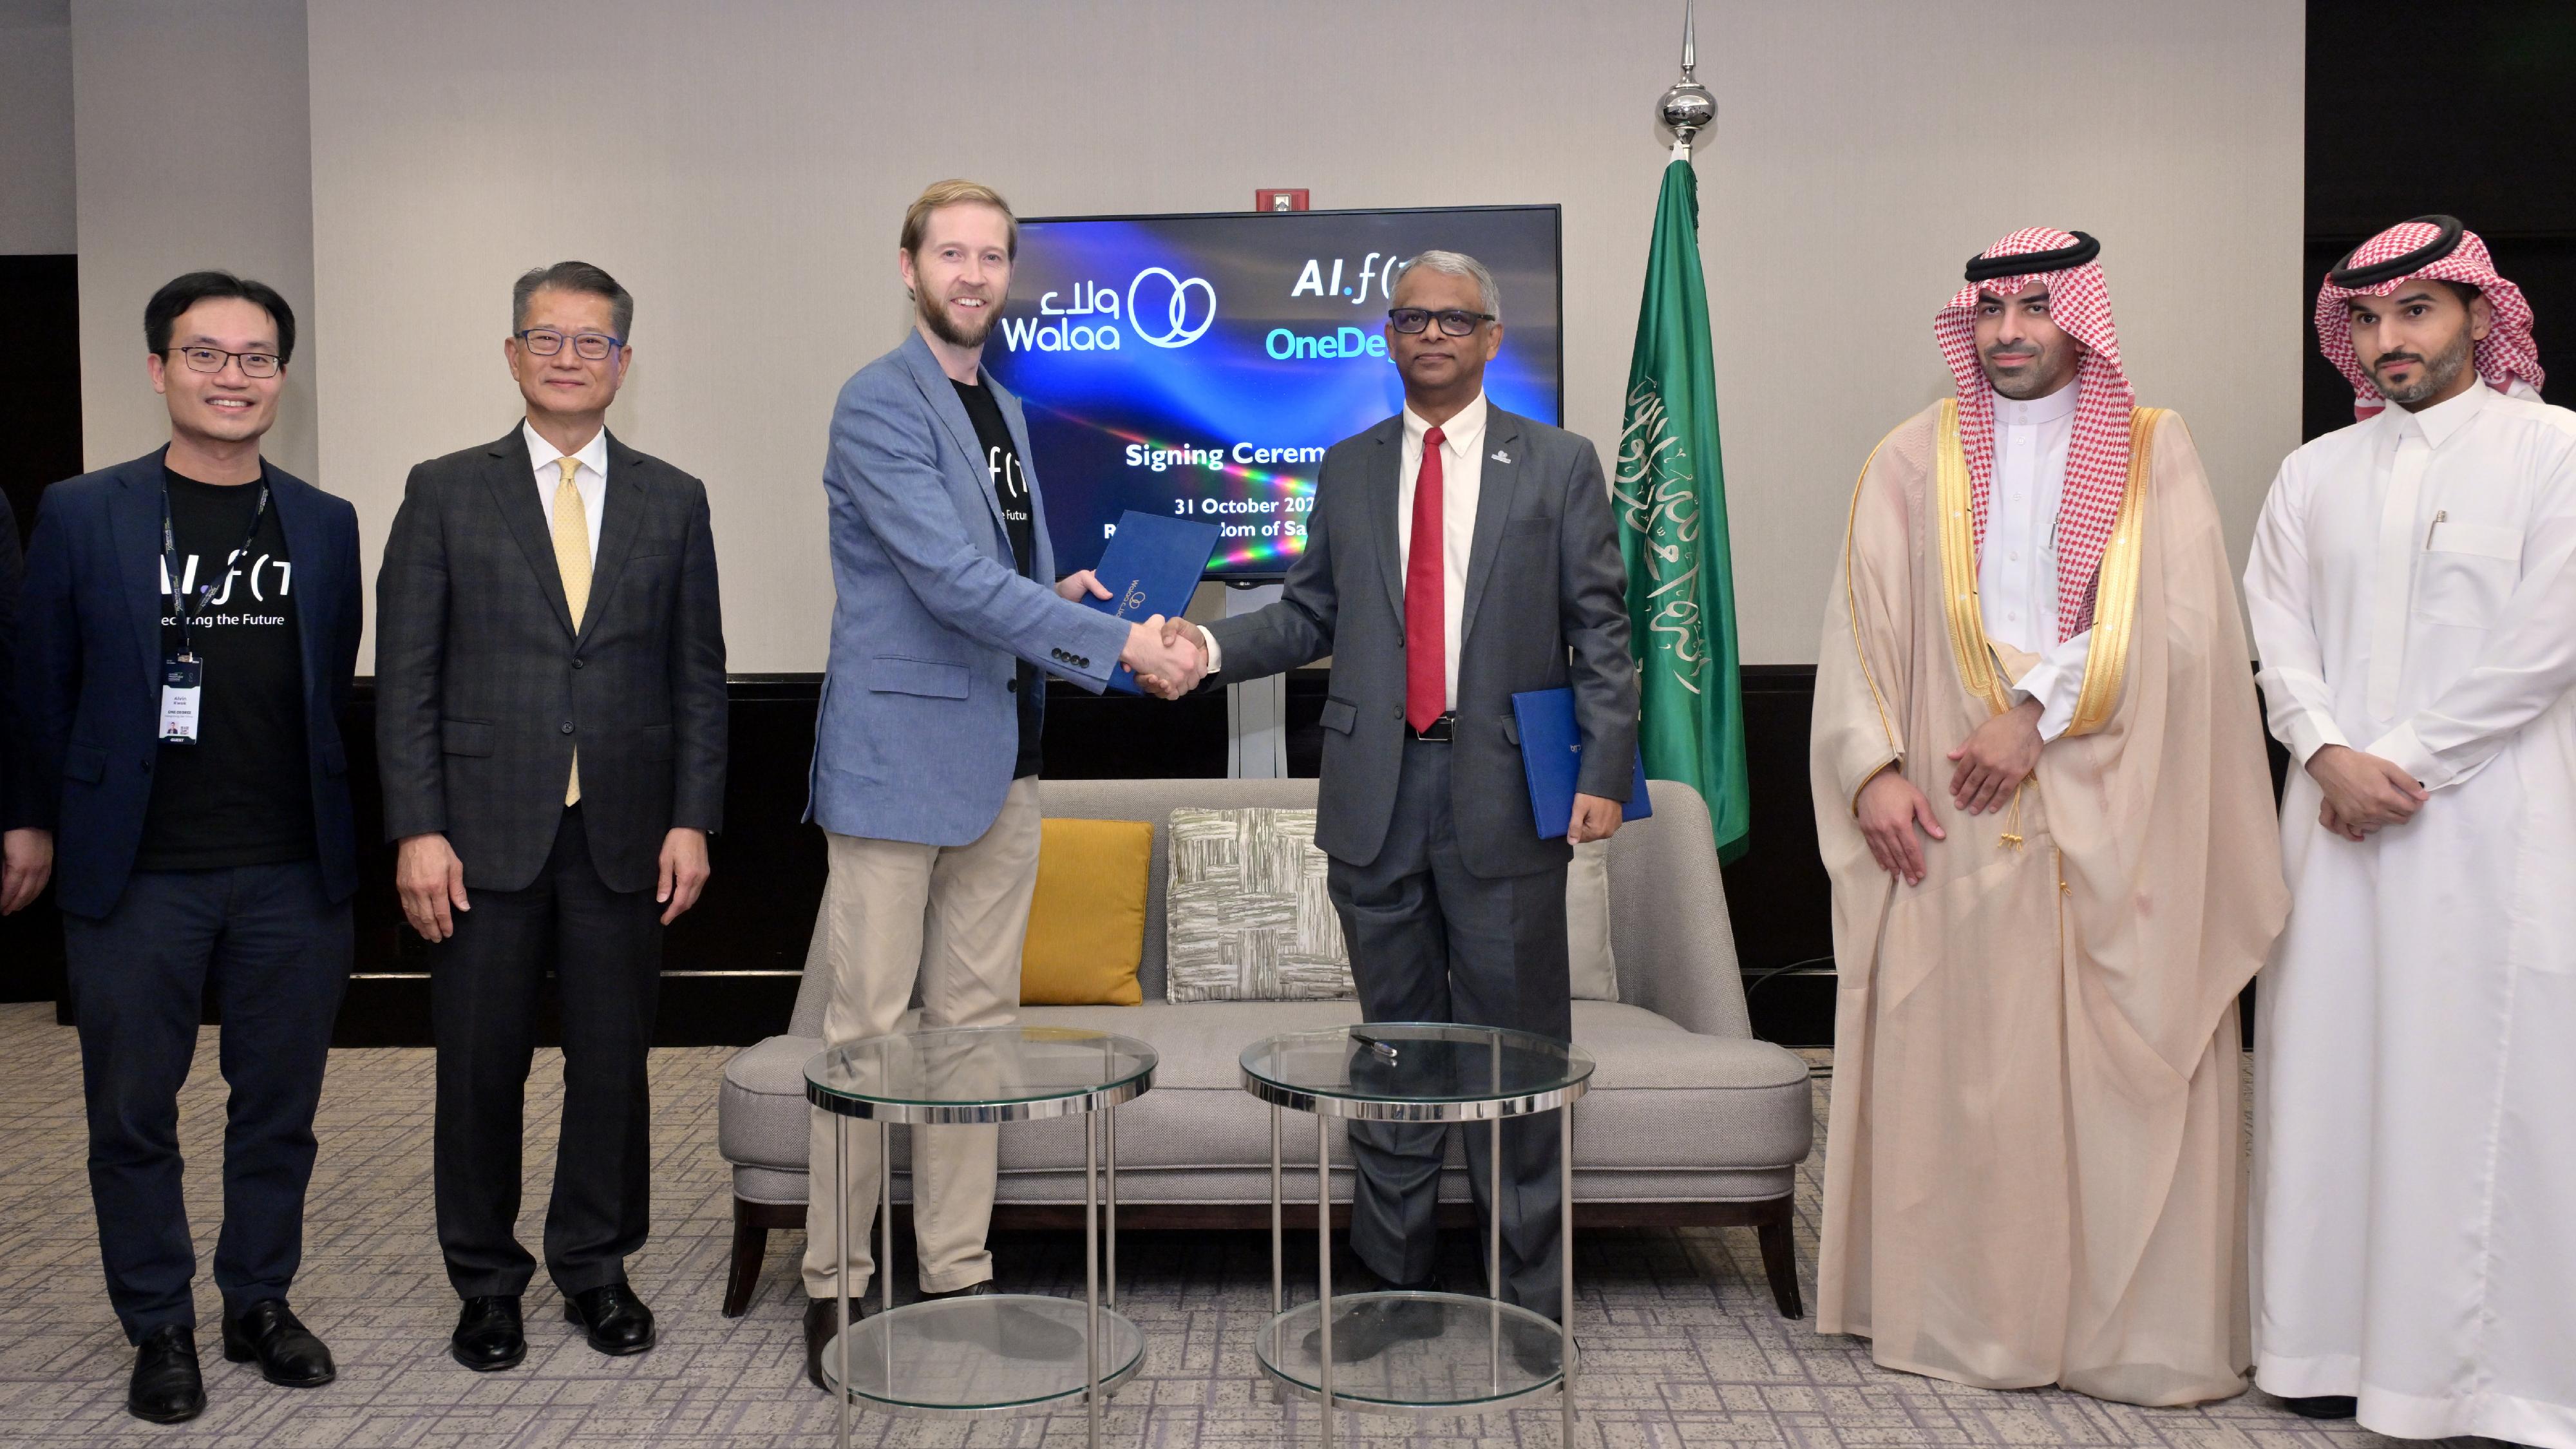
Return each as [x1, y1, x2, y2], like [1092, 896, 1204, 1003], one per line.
[916, 1280, 993, 1302]
[127, 1323, 205, 1424]
[1510, 1318, 1572, 1380]
[2280, 1394, 2357, 1420]
[564, 1283, 656, 1356]
[804, 1295, 866, 1393]
[450, 1296, 526, 1372]
[1301, 1285, 1448, 1365]
[222, 1299, 336, 1387]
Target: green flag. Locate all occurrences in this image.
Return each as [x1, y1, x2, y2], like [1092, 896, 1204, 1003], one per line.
[1615, 153, 1750, 861]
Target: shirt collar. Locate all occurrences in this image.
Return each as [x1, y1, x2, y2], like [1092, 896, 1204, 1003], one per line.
[523, 419, 609, 479]
[1403, 391, 1488, 453]
[2381, 377, 2494, 450]
[1989, 378, 2078, 427]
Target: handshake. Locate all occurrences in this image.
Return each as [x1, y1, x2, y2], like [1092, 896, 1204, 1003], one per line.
[1058, 569, 1209, 701]
[1121, 615, 1209, 700]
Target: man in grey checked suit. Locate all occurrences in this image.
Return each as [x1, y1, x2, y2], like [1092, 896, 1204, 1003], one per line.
[1153, 251, 1638, 1363]
[375, 261, 726, 1372]
[797, 179, 1202, 1390]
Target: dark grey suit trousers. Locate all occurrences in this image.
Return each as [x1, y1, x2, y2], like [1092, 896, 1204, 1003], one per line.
[1329, 737, 1571, 1318]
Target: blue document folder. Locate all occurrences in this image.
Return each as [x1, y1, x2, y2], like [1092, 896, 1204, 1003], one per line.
[1083, 510, 1223, 694]
[1510, 687, 1654, 840]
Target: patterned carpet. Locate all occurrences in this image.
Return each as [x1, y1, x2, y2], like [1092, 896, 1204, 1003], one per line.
[0, 1001, 2492, 1448]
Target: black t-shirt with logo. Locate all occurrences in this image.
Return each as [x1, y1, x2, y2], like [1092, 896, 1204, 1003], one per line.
[951, 379, 1044, 779]
[135, 466, 316, 871]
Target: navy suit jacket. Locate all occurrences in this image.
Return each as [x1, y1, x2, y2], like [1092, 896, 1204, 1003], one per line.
[12, 448, 364, 918]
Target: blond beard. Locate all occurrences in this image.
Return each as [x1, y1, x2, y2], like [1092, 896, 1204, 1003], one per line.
[918, 288, 997, 348]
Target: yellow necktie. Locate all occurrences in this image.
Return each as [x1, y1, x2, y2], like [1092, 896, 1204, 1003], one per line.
[553, 455, 591, 806]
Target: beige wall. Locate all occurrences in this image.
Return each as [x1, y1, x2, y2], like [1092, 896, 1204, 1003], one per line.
[0, 1, 76, 256]
[72, 0, 317, 479]
[305, 0, 2304, 670]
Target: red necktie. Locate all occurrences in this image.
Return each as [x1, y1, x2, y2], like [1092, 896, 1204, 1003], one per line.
[1405, 426, 1446, 734]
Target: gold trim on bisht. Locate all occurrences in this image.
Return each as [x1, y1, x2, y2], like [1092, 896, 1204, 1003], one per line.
[1933, 399, 2013, 715]
[2066, 408, 2164, 738]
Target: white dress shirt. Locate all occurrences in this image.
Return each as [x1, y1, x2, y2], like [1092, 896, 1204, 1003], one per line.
[1201, 392, 1490, 706]
[2245, 378, 2576, 788]
[1976, 382, 2091, 740]
[523, 419, 607, 565]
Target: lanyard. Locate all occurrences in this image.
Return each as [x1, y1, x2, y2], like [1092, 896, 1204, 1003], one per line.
[162, 478, 270, 661]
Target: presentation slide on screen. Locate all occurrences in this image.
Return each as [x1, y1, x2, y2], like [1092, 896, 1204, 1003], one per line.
[982, 207, 1562, 581]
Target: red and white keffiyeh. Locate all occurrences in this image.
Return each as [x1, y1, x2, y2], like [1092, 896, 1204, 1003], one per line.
[1935, 227, 2136, 643]
[2315, 215, 2543, 419]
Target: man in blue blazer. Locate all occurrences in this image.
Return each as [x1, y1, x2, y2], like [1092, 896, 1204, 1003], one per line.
[7, 272, 362, 1424]
[796, 179, 1202, 1388]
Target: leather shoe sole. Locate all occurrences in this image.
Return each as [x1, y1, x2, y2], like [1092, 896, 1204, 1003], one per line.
[2281, 1394, 2358, 1420]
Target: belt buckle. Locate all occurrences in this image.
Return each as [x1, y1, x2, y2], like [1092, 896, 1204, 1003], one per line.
[1410, 712, 1456, 743]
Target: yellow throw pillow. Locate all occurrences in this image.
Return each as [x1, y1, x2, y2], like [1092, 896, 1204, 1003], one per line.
[1019, 818, 1153, 1006]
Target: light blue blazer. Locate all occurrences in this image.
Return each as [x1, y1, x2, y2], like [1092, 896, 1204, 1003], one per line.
[806, 330, 1131, 845]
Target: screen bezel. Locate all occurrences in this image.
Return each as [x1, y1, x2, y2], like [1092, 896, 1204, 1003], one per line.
[1009, 204, 1568, 584]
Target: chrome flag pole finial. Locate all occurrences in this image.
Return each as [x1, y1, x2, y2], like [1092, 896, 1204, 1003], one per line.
[1658, 0, 1716, 153]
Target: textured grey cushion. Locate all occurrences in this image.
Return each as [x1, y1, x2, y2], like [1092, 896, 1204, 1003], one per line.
[1164, 808, 1353, 1001]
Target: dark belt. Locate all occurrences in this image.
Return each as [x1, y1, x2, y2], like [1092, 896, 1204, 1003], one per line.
[1406, 712, 1457, 743]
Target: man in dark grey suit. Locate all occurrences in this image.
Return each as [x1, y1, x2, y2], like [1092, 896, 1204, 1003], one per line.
[375, 261, 726, 1371]
[1152, 251, 1638, 1356]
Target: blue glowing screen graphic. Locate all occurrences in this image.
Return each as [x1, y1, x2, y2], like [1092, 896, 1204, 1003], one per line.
[982, 207, 1562, 579]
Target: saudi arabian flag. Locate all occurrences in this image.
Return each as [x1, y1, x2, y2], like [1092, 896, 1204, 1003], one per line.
[1615, 151, 1750, 861]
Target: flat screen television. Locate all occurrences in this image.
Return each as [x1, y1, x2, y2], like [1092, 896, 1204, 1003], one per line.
[982, 205, 1564, 582]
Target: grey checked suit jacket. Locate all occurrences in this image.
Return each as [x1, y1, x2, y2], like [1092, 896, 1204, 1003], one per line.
[375, 426, 727, 895]
[1206, 407, 1638, 879]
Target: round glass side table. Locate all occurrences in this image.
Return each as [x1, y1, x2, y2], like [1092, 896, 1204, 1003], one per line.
[1240, 1023, 1595, 1444]
[806, 1025, 1156, 1449]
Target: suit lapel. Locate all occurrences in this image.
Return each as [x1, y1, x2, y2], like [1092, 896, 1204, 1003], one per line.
[111, 450, 171, 693]
[483, 426, 578, 639]
[902, 332, 1009, 551]
[1460, 411, 1525, 639]
[1369, 417, 1406, 622]
[268, 468, 328, 705]
[580, 433, 649, 643]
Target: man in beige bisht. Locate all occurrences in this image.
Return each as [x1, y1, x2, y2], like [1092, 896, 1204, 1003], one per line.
[1810, 227, 2287, 1405]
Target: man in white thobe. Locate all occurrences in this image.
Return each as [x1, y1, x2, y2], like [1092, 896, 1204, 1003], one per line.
[2244, 214, 2576, 1449]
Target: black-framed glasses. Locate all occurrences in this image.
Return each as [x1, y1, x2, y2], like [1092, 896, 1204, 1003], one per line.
[169, 345, 283, 379]
[1387, 307, 1495, 337]
[515, 328, 624, 360]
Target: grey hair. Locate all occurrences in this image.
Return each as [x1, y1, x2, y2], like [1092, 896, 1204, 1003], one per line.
[1393, 249, 1501, 322]
[512, 260, 634, 340]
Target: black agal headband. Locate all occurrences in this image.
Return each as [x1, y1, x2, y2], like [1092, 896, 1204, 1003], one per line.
[1964, 232, 2099, 284]
[2329, 215, 2465, 289]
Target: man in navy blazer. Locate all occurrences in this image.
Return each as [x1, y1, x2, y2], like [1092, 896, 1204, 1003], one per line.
[795, 179, 1202, 1388]
[7, 273, 361, 1424]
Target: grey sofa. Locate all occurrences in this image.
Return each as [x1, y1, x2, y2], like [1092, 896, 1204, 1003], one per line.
[716, 777, 1814, 1317]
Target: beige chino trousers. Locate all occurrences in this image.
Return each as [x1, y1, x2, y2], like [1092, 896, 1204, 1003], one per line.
[801, 778, 1039, 1300]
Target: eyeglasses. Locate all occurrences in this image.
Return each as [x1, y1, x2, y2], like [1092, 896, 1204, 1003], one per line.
[1387, 307, 1495, 337]
[514, 328, 625, 360]
[169, 346, 283, 379]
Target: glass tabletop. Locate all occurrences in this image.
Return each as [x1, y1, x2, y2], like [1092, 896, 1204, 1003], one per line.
[1239, 1023, 1593, 1121]
[806, 1025, 1157, 1123]
[819, 1295, 1144, 1416]
[1257, 1292, 1566, 1412]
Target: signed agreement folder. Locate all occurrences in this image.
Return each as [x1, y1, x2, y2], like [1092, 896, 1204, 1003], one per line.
[1510, 687, 1654, 840]
[1084, 510, 1223, 694]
